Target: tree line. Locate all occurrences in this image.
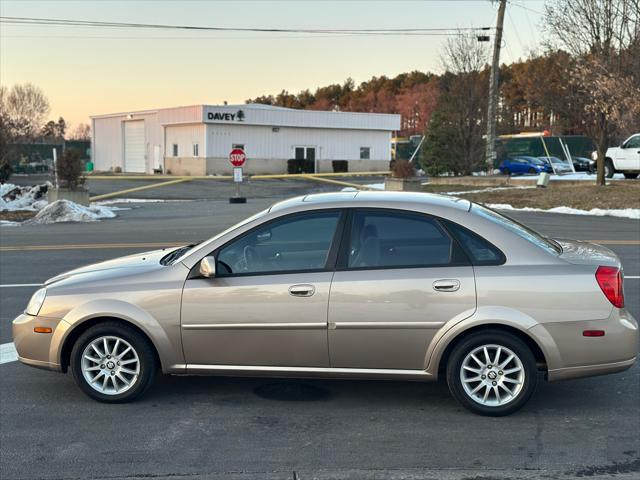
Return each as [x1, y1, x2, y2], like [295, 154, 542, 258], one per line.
[248, 0, 640, 184]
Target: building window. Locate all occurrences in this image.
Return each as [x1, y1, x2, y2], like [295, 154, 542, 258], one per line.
[193, 143, 199, 157]
[232, 143, 245, 151]
[360, 147, 371, 160]
[172, 144, 179, 157]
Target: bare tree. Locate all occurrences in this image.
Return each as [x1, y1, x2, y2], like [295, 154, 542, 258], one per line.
[545, 0, 640, 185]
[0, 83, 50, 141]
[68, 123, 91, 141]
[441, 33, 488, 75]
[432, 33, 489, 175]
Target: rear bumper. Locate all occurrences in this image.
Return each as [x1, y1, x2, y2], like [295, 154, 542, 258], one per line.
[531, 309, 638, 382]
[547, 356, 636, 381]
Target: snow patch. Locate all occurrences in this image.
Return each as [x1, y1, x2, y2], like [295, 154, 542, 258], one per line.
[0, 183, 50, 211]
[341, 183, 385, 192]
[25, 200, 117, 225]
[0, 220, 20, 227]
[509, 172, 626, 181]
[488, 203, 640, 219]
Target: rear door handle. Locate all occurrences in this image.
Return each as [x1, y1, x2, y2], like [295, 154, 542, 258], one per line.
[433, 279, 460, 292]
[289, 284, 315, 297]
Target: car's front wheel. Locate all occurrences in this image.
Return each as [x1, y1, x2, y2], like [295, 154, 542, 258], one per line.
[70, 322, 157, 403]
[446, 330, 538, 416]
[604, 159, 615, 178]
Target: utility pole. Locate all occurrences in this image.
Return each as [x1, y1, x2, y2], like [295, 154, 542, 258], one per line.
[485, 0, 507, 173]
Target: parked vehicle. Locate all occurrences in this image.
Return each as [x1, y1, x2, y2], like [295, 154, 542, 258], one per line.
[603, 133, 640, 179]
[498, 156, 552, 175]
[14, 192, 638, 416]
[571, 156, 595, 173]
[539, 156, 573, 174]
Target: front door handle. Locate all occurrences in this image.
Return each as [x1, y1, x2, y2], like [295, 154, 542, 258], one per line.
[289, 284, 315, 297]
[433, 279, 460, 292]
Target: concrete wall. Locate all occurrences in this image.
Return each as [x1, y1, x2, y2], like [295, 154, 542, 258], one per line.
[164, 157, 388, 175]
[164, 157, 207, 176]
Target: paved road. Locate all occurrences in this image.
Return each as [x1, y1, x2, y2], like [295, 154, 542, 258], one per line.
[8, 174, 375, 200]
[1, 199, 639, 480]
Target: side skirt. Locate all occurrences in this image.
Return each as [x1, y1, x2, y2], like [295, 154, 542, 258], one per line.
[167, 364, 434, 381]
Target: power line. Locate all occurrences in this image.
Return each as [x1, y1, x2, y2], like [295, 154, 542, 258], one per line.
[0, 16, 493, 36]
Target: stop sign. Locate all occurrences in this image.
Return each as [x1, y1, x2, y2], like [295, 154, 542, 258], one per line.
[229, 148, 246, 167]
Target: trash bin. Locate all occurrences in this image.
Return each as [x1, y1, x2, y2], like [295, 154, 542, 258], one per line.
[85, 161, 94, 172]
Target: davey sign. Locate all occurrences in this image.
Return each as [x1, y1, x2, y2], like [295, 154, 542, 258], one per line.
[229, 148, 246, 167]
[205, 109, 246, 122]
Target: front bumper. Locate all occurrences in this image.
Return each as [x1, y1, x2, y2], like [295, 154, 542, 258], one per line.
[531, 309, 638, 382]
[12, 313, 69, 372]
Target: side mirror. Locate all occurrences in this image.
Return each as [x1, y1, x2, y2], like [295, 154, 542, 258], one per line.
[199, 256, 216, 278]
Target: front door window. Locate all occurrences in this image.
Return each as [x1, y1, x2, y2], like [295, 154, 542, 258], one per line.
[217, 210, 341, 275]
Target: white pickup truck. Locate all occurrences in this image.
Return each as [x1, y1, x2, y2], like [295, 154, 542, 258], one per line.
[603, 133, 640, 179]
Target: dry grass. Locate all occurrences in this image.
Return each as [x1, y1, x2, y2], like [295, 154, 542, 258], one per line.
[456, 182, 640, 210]
[0, 210, 37, 222]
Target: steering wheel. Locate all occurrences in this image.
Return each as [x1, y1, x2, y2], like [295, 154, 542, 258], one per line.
[242, 245, 259, 271]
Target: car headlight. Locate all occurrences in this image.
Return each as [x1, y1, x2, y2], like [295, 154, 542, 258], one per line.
[25, 288, 47, 316]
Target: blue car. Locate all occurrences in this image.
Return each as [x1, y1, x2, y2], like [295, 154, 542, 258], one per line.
[499, 156, 553, 175]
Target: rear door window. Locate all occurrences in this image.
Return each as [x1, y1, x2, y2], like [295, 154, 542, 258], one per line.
[345, 210, 468, 269]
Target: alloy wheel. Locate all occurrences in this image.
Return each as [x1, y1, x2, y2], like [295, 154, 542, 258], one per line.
[81, 335, 140, 395]
[459, 344, 525, 407]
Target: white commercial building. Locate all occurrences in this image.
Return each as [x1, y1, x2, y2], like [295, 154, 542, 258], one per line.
[91, 104, 401, 175]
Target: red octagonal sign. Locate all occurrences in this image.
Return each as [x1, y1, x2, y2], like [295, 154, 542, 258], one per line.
[229, 148, 246, 167]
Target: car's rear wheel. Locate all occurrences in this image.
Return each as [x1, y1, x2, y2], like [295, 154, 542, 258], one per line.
[502, 167, 510, 176]
[623, 173, 638, 179]
[71, 322, 157, 403]
[446, 330, 538, 416]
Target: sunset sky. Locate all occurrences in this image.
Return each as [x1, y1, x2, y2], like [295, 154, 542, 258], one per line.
[1, 0, 544, 128]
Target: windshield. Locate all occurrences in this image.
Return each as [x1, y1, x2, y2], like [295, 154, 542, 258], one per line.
[164, 208, 270, 265]
[471, 203, 562, 255]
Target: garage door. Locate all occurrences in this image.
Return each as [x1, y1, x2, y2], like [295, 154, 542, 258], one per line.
[124, 121, 146, 173]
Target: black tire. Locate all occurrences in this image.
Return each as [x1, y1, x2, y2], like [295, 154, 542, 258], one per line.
[70, 321, 157, 403]
[446, 330, 538, 416]
[528, 167, 536, 174]
[604, 159, 615, 178]
[502, 167, 510, 176]
[623, 173, 638, 179]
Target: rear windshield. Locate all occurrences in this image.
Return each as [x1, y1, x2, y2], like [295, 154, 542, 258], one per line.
[470, 203, 562, 255]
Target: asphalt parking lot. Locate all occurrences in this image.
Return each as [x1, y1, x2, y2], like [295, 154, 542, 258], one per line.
[1, 184, 639, 480]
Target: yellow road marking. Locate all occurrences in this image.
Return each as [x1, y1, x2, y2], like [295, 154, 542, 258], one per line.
[1, 239, 637, 252]
[89, 177, 193, 201]
[299, 175, 377, 190]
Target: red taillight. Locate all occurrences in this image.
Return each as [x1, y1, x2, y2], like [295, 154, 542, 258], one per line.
[595, 266, 624, 308]
[583, 330, 605, 337]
